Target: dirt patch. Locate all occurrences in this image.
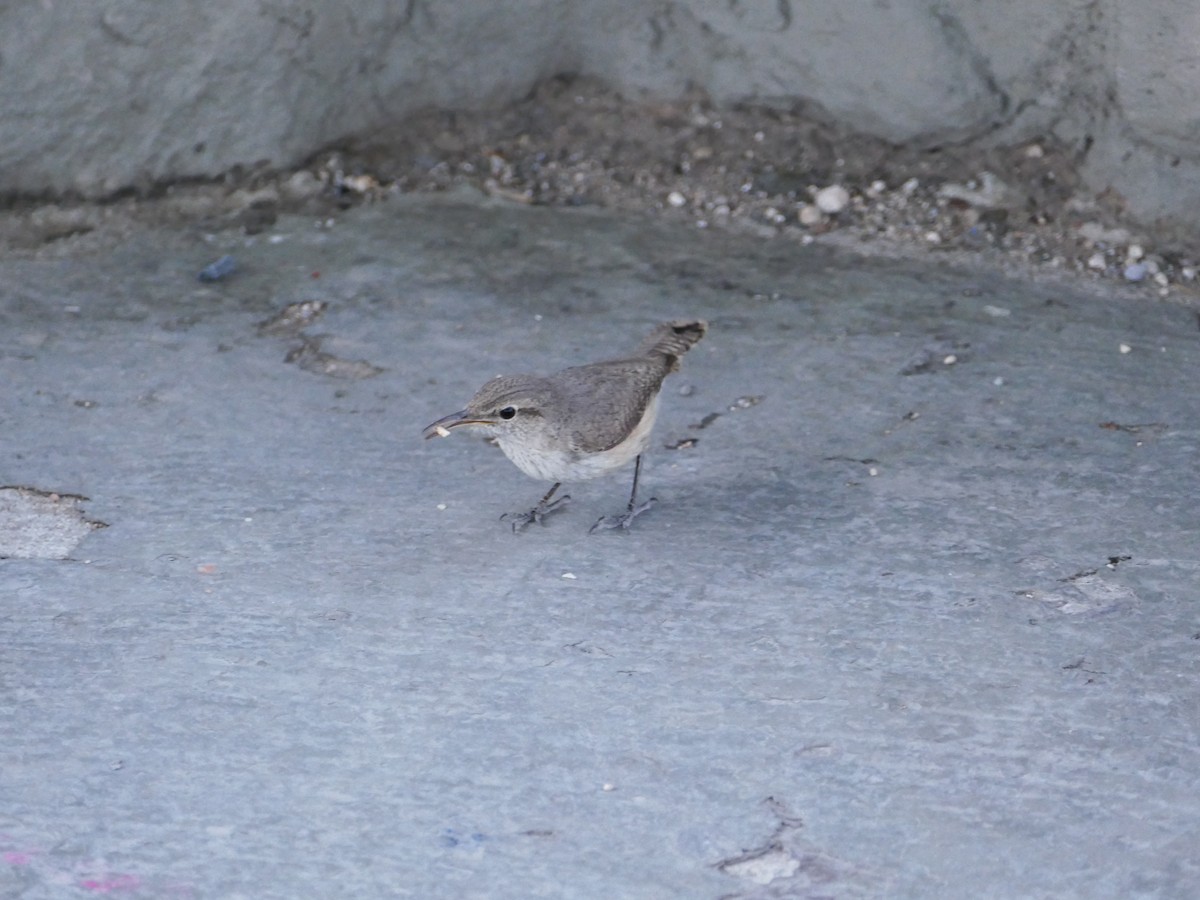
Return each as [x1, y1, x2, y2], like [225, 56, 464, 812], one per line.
[2, 76, 1195, 304]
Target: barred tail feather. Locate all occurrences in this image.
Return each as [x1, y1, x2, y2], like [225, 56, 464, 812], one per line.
[636, 319, 708, 371]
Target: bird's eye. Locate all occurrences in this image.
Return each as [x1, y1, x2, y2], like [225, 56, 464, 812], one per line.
[498, 406, 517, 420]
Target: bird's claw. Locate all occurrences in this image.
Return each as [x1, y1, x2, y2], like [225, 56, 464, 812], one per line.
[501, 494, 571, 532]
[589, 497, 657, 534]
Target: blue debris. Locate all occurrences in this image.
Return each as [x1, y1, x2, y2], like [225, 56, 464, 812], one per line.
[197, 255, 237, 282]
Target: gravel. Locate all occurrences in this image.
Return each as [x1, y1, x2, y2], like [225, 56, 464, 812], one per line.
[1, 76, 1196, 305]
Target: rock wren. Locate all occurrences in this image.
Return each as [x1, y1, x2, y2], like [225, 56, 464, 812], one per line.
[422, 319, 707, 532]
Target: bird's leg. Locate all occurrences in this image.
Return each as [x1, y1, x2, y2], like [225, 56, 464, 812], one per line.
[590, 455, 657, 533]
[501, 482, 571, 532]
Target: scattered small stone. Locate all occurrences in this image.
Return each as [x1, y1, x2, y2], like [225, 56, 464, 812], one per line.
[983, 305, 1011, 317]
[1119, 343, 1132, 354]
[937, 171, 1010, 209]
[1181, 266, 1197, 281]
[1126, 244, 1144, 261]
[942, 354, 957, 365]
[562, 572, 577, 579]
[730, 395, 764, 410]
[1087, 252, 1107, 270]
[1153, 272, 1169, 287]
[666, 191, 687, 208]
[1024, 144, 1045, 158]
[678, 383, 695, 396]
[813, 184, 850, 214]
[1123, 263, 1147, 282]
[797, 204, 824, 226]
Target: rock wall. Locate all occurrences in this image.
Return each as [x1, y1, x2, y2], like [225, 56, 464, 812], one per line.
[2, 1, 1196, 235]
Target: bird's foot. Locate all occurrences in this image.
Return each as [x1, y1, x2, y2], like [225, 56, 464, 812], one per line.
[501, 494, 571, 532]
[589, 497, 657, 534]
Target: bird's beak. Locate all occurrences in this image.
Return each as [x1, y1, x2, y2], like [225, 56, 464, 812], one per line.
[421, 410, 495, 440]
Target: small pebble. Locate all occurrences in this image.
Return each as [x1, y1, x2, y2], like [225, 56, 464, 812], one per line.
[993, 377, 1005, 386]
[1126, 244, 1144, 261]
[1024, 144, 1045, 158]
[868, 467, 879, 477]
[942, 354, 957, 365]
[666, 191, 687, 208]
[678, 384, 695, 397]
[1181, 266, 1196, 281]
[1153, 272, 1169, 287]
[1119, 343, 1132, 354]
[983, 305, 1011, 317]
[814, 184, 850, 214]
[436, 503, 447, 511]
[562, 572, 577, 580]
[1123, 263, 1147, 282]
[797, 205, 824, 226]
[924, 231, 942, 244]
[901, 177, 920, 194]
[1087, 252, 1106, 270]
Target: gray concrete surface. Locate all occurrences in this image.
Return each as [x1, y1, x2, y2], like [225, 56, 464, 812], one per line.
[2, 193, 1199, 898]
[3, 2, 1200, 237]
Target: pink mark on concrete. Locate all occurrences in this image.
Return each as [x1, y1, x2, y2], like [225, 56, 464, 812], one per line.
[3, 851, 34, 865]
[79, 873, 141, 892]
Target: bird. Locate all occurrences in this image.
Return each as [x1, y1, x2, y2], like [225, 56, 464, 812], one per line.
[422, 319, 707, 532]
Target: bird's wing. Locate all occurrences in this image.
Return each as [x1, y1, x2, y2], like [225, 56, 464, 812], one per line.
[558, 359, 667, 453]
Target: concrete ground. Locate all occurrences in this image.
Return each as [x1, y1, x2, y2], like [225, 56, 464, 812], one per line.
[1, 193, 1197, 899]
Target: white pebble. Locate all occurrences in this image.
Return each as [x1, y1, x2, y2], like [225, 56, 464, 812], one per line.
[562, 572, 577, 579]
[1087, 252, 1106, 270]
[814, 184, 850, 214]
[798, 205, 824, 226]
[993, 377, 1005, 387]
[983, 305, 1011, 317]
[667, 191, 687, 208]
[1024, 144, 1045, 158]
[1181, 266, 1196, 281]
[436, 503, 447, 511]
[901, 177, 920, 194]
[1126, 244, 1144, 261]
[942, 354, 957, 365]
[1119, 343, 1132, 354]
[868, 467, 879, 477]
[924, 231, 942, 244]
[1153, 272, 1169, 287]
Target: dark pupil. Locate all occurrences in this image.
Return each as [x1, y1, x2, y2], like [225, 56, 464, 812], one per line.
[499, 406, 517, 420]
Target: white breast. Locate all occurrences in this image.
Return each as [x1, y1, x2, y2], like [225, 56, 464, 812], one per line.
[498, 392, 660, 483]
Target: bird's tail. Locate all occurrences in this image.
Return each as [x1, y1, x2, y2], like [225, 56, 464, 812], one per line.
[636, 320, 708, 372]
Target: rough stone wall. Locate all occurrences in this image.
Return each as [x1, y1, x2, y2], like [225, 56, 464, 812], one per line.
[2, 1, 1196, 235]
